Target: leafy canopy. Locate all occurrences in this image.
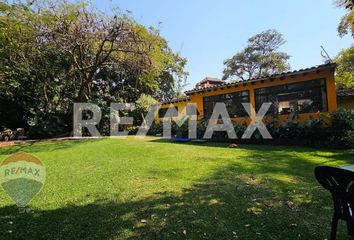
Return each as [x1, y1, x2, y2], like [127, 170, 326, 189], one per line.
[335, 47, 354, 89]
[0, 0, 188, 137]
[222, 29, 290, 81]
[335, 0, 354, 37]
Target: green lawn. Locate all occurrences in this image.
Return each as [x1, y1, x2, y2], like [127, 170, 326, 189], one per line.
[0, 137, 354, 239]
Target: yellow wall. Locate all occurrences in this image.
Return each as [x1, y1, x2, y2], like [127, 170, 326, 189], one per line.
[156, 68, 337, 124]
[155, 101, 192, 123]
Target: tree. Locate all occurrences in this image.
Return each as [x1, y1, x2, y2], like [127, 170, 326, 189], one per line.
[222, 29, 290, 81]
[133, 94, 157, 126]
[136, 94, 157, 113]
[335, 0, 354, 37]
[335, 47, 354, 89]
[155, 52, 188, 101]
[0, 0, 188, 137]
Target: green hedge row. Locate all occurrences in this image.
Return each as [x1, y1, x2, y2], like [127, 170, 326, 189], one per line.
[147, 108, 354, 148]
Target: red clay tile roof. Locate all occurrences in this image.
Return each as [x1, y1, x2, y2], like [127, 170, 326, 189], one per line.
[185, 63, 337, 95]
[199, 77, 224, 84]
[337, 89, 354, 97]
[157, 96, 191, 105]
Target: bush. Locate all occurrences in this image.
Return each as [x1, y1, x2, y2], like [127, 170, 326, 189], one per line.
[28, 112, 71, 139]
[197, 118, 209, 139]
[147, 122, 163, 136]
[141, 109, 354, 148]
[328, 108, 354, 148]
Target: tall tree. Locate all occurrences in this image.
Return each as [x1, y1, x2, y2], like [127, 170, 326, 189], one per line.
[223, 29, 290, 81]
[0, 0, 188, 137]
[335, 47, 354, 89]
[155, 52, 188, 101]
[335, 0, 354, 37]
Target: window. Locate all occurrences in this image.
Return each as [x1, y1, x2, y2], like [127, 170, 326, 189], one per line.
[203, 91, 250, 118]
[255, 79, 328, 115]
[158, 106, 178, 118]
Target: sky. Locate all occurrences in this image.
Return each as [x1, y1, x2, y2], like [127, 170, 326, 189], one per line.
[94, 0, 353, 90]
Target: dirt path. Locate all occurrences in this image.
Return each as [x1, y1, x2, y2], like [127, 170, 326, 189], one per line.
[0, 141, 17, 148]
[0, 137, 105, 148]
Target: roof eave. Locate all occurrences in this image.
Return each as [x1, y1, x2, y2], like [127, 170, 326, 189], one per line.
[185, 63, 337, 95]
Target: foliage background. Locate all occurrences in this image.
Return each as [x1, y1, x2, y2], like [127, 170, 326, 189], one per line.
[0, 0, 188, 138]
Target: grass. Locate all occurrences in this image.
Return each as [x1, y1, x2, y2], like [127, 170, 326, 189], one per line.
[0, 137, 354, 239]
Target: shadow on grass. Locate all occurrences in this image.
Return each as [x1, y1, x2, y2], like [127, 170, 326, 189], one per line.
[148, 138, 231, 150]
[1, 144, 354, 239]
[0, 139, 104, 156]
[149, 138, 354, 157]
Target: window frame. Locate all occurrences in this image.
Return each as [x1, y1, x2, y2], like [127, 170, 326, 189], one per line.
[254, 78, 328, 116]
[203, 90, 250, 118]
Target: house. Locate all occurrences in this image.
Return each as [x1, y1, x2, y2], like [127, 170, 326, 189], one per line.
[337, 89, 354, 109]
[156, 63, 338, 124]
[195, 77, 225, 89]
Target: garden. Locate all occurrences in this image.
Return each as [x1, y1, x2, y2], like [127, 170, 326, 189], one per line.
[0, 137, 354, 239]
[1, 1, 354, 239]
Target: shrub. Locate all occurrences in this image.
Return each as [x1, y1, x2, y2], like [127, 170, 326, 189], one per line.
[28, 112, 71, 139]
[147, 122, 163, 136]
[329, 108, 354, 148]
[174, 121, 189, 138]
[142, 109, 354, 148]
[197, 118, 209, 139]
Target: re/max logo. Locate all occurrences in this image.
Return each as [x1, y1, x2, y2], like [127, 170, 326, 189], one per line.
[4, 167, 41, 177]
